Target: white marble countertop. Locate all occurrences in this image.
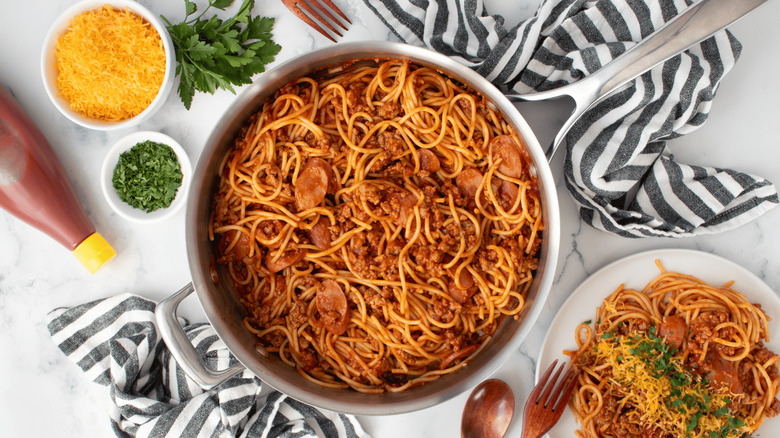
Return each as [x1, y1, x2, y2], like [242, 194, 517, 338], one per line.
[1, 0, 779, 437]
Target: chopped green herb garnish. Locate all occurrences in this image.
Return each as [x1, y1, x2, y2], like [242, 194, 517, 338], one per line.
[112, 140, 183, 212]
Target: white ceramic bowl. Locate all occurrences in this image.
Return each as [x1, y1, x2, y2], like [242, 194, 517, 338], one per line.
[41, 0, 175, 130]
[101, 131, 192, 223]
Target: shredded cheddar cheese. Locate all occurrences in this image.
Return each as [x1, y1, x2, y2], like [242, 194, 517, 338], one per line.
[55, 5, 165, 121]
[594, 333, 752, 437]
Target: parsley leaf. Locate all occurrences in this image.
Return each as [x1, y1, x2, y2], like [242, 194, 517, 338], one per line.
[162, 0, 281, 109]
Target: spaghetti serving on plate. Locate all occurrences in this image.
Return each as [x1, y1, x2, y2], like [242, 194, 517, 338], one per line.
[567, 261, 780, 438]
[209, 59, 543, 392]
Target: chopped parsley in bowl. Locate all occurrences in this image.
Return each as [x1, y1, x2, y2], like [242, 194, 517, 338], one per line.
[113, 140, 182, 212]
[101, 131, 192, 223]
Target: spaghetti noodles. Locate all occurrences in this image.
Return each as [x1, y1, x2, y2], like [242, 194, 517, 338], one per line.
[567, 261, 780, 437]
[209, 60, 543, 392]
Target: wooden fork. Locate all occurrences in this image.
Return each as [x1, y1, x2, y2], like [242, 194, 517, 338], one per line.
[281, 0, 351, 42]
[521, 360, 579, 438]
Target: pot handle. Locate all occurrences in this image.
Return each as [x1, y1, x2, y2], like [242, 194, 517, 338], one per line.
[155, 283, 244, 389]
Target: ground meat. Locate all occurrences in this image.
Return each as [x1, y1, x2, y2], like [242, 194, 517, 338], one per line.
[641, 425, 667, 438]
[261, 318, 287, 347]
[296, 347, 318, 371]
[754, 347, 777, 367]
[477, 248, 499, 273]
[291, 275, 315, 291]
[378, 189, 416, 224]
[369, 357, 390, 377]
[357, 183, 383, 205]
[594, 395, 618, 430]
[397, 349, 418, 366]
[499, 238, 524, 269]
[347, 231, 378, 280]
[376, 101, 401, 119]
[288, 301, 308, 330]
[594, 395, 648, 438]
[257, 219, 284, 246]
[736, 346, 780, 417]
[364, 287, 389, 315]
[430, 294, 461, 323]
[382, 159, 414, 176]
[688, 312, 731, 360]
[211, 195, 241, 228]
[368, 152, 393, 173]
[336, 202, 353, 223]
[409, 244, 444, 279]
[308, 132, 332, 151]
[346, 81, 370, 115]
[766, 398, 780, 417]
[456, 97, 472, 114]
[440, 180, 466, 207]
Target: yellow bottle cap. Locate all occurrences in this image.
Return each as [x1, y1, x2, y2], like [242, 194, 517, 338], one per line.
[73, 232, 116, 273]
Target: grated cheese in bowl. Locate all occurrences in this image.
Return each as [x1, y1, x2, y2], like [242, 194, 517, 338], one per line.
[41, 0, 174, 130]
[55, 5, 165, 121]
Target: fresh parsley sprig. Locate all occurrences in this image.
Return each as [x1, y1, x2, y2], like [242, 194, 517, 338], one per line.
[162, 0, 281, 109]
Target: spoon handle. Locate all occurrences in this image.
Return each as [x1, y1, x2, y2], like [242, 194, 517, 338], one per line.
[509, 0, 768, 159]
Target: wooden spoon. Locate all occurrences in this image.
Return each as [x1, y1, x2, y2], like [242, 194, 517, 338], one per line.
[461, 379, 515, 438]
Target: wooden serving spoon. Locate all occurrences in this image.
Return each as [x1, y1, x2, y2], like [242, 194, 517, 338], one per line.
[461, 379, 515, 438]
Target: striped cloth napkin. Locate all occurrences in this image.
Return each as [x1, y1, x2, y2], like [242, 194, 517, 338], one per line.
[47, 294, 369, 438]
[365, 0, 778, 237]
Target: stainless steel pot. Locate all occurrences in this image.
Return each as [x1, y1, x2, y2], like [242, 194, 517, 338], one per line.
[156, 41, 560, 415]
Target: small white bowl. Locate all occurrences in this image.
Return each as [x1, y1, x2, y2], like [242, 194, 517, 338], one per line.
[101, 131, 192, 223]
[41, 0, 175, 130]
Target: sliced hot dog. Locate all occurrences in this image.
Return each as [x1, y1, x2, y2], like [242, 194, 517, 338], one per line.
[264, 248, 307, 273]
[308, 216, 331, 250]
[658, 315, 687, 350]
[490, 135, 523, 179]
[317, 279, 350, 335]
[497, 180, 519, 212]
[418, 149, 441, 173]
[295, 157, 331, 211]
[455, 168, 483, 201]
[447, 266, 478, 304]
[218, 230, 251, 262]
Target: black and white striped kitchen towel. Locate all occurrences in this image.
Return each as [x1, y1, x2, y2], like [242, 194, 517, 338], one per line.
[47, 293, 369, 438]
[364, 0, 778, 237]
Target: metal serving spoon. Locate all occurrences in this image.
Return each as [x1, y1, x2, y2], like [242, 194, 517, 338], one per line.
[504, 0, 767, 159]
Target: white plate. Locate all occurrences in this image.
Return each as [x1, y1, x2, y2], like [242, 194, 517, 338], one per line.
[537, 248, 780, 437]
